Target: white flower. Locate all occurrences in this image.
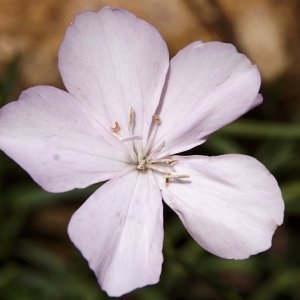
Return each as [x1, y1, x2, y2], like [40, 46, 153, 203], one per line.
[0, 7, 284, 297]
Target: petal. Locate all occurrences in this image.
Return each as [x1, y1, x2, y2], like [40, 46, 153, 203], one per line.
[155, 42, 262, 157]
[157, 154, 284, 259]
[0, 86, 130, 192]
[68, 170, 164, 297]
[59, 7, 169, 146]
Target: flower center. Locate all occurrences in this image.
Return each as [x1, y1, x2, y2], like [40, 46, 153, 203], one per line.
[136, 156, 189, 186]
[136, 156, 175, 173]
[110, 108, 189, 186]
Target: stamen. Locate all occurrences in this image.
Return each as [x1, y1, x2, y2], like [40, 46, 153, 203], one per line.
[145, 114, 162, 155]
[111, 121, 121, 138]
[147, 141, 165, 160]
[146, 163, 173, 174]
[163, 173, 190, 187]
[128, 107, 143, 161]
[111, 110, 191, 187]
[136, 154, 174, 173]
[152, 114, 161, 124]
[165, 177, 170, 187]
[129, 107, 135, 132]
[111, 118, 137, 162]
[151, 158, 177, 165]
[163, 173, 190, 179]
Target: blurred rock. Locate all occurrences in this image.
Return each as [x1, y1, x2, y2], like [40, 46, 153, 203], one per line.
[0, 0, 299, 99]
[217, 0, 297, 82]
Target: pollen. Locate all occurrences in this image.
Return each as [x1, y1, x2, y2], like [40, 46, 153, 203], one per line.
[163, 173, 190, 186]
[152, 114, 161, 124]
[129, 107, 135, 131]
[136, 159, 148, 171]
[111, 121, 121, 138]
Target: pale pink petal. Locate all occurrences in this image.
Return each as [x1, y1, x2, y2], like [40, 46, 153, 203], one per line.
[68, 170, 164, 297]
[59, 7, 169, 146]
[157, 154, 284, 259]
[155, 42, 262, 157]
[0, 86, 130, 192]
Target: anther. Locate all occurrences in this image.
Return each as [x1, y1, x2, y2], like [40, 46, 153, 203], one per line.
[129, 107, 135, 131]
[163, 173, 190, 179]
[151, 158, 177, 165]
[152, 114, 161, 124]
[166, 177, 170, 187]
[163, 173, 190, 187]
[111, 121, 121, 138]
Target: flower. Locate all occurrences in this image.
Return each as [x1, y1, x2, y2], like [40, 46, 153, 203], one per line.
[0, 7, 284, 297]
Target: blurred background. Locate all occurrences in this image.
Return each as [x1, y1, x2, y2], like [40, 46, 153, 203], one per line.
[0, 0, 299, 299]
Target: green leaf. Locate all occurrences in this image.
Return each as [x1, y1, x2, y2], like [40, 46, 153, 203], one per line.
[220, 120, 300, 139]
[281, 180, 300, 214]
[7, 183, 100, 212]
[0, 56, 20, 104]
